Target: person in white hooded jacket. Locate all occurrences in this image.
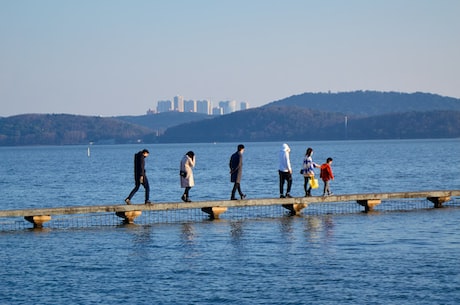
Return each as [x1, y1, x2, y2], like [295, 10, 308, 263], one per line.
[278, 143, 293, 198]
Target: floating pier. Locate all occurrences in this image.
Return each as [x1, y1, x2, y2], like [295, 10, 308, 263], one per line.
[0, 190, 459, 229]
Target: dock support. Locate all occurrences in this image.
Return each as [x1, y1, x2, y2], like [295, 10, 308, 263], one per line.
[357, 199, 382, 212]
[282, 203, 308, 216]
[201, 207, 227, 219]
[115, 211, 142, 224]
[427, 196, 450, 208]
[24, 215, 51, 228]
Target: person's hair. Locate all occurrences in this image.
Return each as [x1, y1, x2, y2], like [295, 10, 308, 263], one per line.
[142, 149, 150, 154]
[186, 151, 195, 158]
[306, 147, 313, 157]
[327, 157, 333, 163]
[237, 144, 245, 151]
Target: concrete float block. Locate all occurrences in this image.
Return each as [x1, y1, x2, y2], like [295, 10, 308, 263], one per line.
[427, 196, 450, 208]
[115, 211, 142, 224]
[201, 207, 228, 219]
[24, 215, 52, 228]
[357, 199, 382, 212]
[282, 203, 308, 216]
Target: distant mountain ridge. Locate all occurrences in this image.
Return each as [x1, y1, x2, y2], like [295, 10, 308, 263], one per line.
[159, 91, 460, 142]
[0, 114, 152, 146]
[264, 91, 460, 116]
[1, 91, 459, 146]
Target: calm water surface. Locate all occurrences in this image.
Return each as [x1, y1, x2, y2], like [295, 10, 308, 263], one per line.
[0, 139, 459, 304]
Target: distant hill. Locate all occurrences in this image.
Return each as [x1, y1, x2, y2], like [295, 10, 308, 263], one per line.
[159, 106, 346, 142]
[1, 91, 459, 146]
[265, 91, 460, 116]
[116, 112, 211, 131]
[0, 114, 152, 146]
[159, 106, 460, 142]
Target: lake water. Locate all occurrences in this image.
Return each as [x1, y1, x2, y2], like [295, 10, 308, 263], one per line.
[0, 139, 459, 304]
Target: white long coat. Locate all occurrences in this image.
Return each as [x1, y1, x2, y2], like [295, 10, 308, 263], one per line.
[180, 155, 195, 188]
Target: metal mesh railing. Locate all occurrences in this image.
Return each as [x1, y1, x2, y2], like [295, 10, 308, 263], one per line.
[0, 197, 459, 232]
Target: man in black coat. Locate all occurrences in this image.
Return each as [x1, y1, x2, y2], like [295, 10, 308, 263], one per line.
[229, 144, 246, 200]
[125, 149, 151, 204]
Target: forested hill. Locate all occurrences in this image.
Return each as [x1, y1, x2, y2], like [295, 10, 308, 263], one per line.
[1, 91, 460, 146]
[264, 91, 460, 116]
[0, 114, 152, 146]
[159, 106, 460, 142]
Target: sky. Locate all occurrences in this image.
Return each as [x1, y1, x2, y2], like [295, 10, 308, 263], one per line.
[1, 0, 459, 117]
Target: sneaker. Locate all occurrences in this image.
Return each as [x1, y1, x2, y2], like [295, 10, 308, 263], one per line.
[280, 195, 286, 198]
[241, 194, 247, 200]
[230, 197, 237, 200]
[145, 200, 152, 204]
[285, 193, 293, 198]
[329, 192, 334, 196]
[125, 198, 131, 205]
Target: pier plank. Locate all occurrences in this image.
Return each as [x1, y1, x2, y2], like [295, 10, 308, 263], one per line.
[1, 190, 459, 219]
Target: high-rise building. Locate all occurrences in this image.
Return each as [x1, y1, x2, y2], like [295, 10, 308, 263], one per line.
[240, 101, 249, 111]
[212, 107, 223, 115]
[184, 100, 197, 112]
[219, 100, 237, 114]
[197, 99, 211, 115]
[174, 95, 184, 112]
[156, 100, 173, 113]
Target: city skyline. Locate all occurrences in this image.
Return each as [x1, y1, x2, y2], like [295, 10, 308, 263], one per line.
[151, 95, 249, 115]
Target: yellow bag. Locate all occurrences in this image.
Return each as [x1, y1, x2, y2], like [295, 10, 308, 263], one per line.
[310, 177, 319, 189]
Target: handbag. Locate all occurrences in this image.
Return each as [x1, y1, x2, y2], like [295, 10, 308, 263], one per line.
[309, 177, 319, 189]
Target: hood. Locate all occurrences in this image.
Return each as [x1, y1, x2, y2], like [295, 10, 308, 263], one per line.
[281, 143, 290, 152]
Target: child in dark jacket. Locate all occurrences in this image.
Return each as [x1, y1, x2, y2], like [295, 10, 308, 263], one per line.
[320, 158, 334, 196]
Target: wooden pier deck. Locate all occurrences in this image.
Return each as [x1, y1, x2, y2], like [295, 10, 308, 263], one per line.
[0, 190, 459, 228]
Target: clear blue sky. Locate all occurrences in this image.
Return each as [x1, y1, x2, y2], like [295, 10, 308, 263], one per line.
[1, 0, 459, 116]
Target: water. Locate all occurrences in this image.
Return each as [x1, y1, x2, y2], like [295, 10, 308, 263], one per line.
[0, 139, 459, 304]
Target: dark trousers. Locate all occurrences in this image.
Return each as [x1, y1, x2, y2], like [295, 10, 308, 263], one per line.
[183, 186, 191, 197]
[128, 176, 150, 201]
[304, 176, 312, 195]
[279, 171, 292, 195]
[231, 182, 243, 199]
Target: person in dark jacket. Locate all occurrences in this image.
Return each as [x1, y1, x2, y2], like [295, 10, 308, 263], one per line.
[229, 144, 246, 200]
[125, 149, 151, 204]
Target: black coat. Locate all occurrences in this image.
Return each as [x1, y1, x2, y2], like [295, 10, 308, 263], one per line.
[229, 151, 243, 183]
[133, 151, 146, 180]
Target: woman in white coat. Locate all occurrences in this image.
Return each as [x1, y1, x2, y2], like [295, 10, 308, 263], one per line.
[180, 151, 195, 202]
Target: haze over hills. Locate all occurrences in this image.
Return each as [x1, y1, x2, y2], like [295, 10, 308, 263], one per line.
[1, 91, 459, 146]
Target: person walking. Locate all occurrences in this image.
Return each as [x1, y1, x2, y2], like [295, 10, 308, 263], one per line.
[320, 157, 334, 196]
[180, 151, 195, 202]
[301, 147, 320, 196]
[279, 143, 293, 198]
[125, 149, 151, 205]
[229, 144, 246, 200]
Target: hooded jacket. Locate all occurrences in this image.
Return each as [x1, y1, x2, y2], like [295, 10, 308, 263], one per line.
[278, 143, 292, 172]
